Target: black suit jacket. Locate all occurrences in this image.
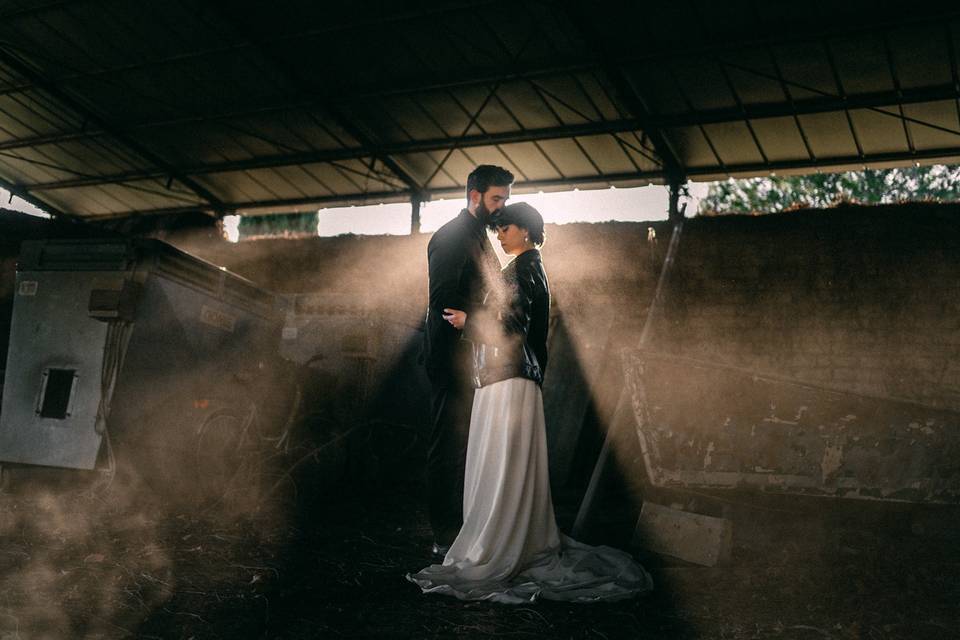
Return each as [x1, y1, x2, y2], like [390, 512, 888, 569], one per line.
[422, 209, 500, 386]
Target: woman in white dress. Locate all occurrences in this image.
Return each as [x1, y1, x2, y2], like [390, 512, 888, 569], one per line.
[407, 203, 653, 604]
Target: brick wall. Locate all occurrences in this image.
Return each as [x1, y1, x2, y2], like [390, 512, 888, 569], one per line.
[653, 205, 960, 410]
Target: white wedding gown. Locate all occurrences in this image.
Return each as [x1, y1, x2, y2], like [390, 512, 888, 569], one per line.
[408, 377, 653, 604]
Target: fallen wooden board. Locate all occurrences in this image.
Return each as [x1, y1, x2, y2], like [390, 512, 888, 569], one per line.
[634, 501, 733, 567]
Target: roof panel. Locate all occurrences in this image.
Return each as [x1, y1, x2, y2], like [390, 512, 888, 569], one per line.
[575, 72, 626, 121]
[535, 138, 599, 178]
[423, 149, 486, 190]
[887, 25, 954, 90]
[830, 33, 896, 95]
[362, 96, 431, 143]
[28, 139, 139, 178]
[525, 75, 597, 126]
[700, 121, 768, 166]
[0, 92, 76, 138]
[903, 101, 960, 150]
[198, 170, 279, 203]
[0, 2, 959, 218]
[625, 62, 687, 116]
[749, 117, 811, 162]
[392, 152, 450, 188]
[612, 133, 662, 173]
[770, 42, 841, 102]
[797, 112, 862, 158]
[722, 49, 789, 106]
[850, 109, 913, 155]
[673, 58, 739, 112]
[32, 177, 206, 217]
[573, 135, 641, 175]
[488, 83, 562, 130]
[0, 146, 78, 183]
[484, 142, 561, 182]
[664, 127, 721, 170]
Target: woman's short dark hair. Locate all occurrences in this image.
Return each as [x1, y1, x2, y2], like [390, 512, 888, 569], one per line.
[492, 202, 545, 246]
[466, 165, 515, 201]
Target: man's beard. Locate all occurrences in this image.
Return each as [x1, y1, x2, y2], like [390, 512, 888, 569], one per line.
[476, 198, 495, 225]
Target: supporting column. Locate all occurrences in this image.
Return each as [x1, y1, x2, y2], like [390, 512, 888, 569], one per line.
[572, 175, 687, 539]
[411, 192, 423, 234]
[668, 173, 687, 222]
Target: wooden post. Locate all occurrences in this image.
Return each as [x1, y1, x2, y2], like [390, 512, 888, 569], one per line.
[571, 176, 686, 538]
[411, 193, 423, 234]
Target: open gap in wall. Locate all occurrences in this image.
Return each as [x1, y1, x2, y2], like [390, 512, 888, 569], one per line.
[0, 188, 51, 219]
[699, 163, 960, 215]
[224, 185, 707, 242]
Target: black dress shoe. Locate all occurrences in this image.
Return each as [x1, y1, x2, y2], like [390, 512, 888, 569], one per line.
[431, 542, 451, 559]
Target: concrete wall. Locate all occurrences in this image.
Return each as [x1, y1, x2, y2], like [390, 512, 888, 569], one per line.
[652, 205, 960, 410]
[193, 204, 960, 500]
[3, 204, 959, 497]
[194, 204, 960, 413]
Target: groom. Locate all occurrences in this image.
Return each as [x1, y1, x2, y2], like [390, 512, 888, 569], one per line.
[422, 164, 514, 555]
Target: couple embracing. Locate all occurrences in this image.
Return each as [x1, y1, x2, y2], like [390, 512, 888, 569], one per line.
[408, 165, 652, 604]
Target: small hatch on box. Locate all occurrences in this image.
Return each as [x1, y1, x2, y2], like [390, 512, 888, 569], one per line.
[36, 368, 79, 419]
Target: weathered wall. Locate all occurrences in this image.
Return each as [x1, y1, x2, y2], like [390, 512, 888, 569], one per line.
[194, 204, 960, 412]
[651, 205, 960, 410]
[3, 204, 959, 498]
[194, 204, 960, 500]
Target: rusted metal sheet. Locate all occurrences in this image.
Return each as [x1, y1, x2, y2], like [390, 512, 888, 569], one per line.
[624, 349, 960, 503]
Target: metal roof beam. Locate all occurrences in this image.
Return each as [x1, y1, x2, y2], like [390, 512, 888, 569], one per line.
[621, 9, 960, 66]
[67, 172, 669, 220]
[3, 6, 955, 98]
[79, 189, 410, 220]
[2, 71, 954, 156]
[685, 146, 960, 177]
[0, 174, 67, 218]
[649, 84, 960, 128]
[822, 38, 866, 159]
[18, 78, 960, 193]
[0, 45, 225, 213]
[560, 2, 683, 180]
[23, 119, 650, 191]
[48, 141, 960, 220]
[203, 1, 424, 197]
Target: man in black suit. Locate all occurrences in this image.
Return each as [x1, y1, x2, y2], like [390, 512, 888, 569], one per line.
[422, 165, 514, 554]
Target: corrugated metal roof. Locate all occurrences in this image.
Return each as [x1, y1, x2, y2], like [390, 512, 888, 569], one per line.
[0, 0, 958, 219]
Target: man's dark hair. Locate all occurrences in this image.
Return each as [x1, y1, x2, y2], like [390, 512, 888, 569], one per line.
[465, 165, 515, 202]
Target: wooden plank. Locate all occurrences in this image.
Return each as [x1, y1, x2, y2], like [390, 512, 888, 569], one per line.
[634, 501, 733, 567]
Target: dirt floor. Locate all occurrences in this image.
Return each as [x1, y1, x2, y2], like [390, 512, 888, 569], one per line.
[0, 449, 959, 640]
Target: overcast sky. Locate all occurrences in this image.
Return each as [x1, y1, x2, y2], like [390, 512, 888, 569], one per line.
[1, 181, 712, 239]
[313, 182, 711, 237]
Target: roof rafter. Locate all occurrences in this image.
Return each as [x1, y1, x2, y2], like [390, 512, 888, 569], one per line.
[559, 1, 682, 180]
[22, 119, 651, 191]
[686, 145, 960, 177]
[201, 1, 424, 197]
[0, 44, 225, 214]
[48, 145, 960, 221]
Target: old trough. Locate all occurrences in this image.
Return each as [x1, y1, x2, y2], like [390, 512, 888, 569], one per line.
[624, 348, 960, 503]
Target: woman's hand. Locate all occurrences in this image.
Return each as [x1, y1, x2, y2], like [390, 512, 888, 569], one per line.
[442, 308, 467, 330]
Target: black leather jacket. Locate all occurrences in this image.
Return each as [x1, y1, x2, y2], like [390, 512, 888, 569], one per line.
[465, 249, 550, 388]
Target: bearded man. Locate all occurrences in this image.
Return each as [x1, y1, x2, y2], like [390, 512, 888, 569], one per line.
[421, 164, 514, 556]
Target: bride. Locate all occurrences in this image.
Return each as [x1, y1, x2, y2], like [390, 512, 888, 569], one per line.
[407, 202, 653, 604]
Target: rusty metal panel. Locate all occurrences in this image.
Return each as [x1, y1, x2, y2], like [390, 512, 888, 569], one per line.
[0, 239, 280, 472]
[624, 349, 960, 503]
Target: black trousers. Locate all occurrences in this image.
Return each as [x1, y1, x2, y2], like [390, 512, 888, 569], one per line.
[426, 379, 475, 546]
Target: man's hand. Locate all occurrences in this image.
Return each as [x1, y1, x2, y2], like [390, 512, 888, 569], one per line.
[442, 308, 467, 330]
